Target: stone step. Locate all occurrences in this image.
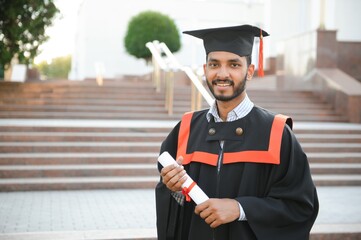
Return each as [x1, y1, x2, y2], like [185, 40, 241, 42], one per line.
[310, 163, 361, 174]
[0, 225, 360, 240]
[0, 142, 161, 153]
[295, 133, 361, 143]
[1, 125, 360, 134]
[310, 224, 361, 240]
[1, 163, 360, 179]
[0, 164, 158, 178]
[0, 112, 348, 122]
[312, 174, 361, 186]
[1, 152, 360, 165]
[0, 111, 181, 120]
[0, 176, 159, 191]
[0, 174, 360, 191]
[0, 152, 159, 165]
[1, 141, 360, 153]
[0, 94, 331, 103]
[0, 131, 168, 142]
[0, 125, 174, 133]
[307, 152, 361, 163]
[2, 132, 360, 143]
[0, 105, 178, 113]
[0, 98, 334, 110]
[2, 155, 360, 166]
[301, 143, 361, 152]
[0, 105, 340, 118]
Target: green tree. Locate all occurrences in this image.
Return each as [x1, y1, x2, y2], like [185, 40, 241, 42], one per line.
[36, 55, 71, 79]
[0, 0, 59, 73]
[124, 11, 181, 61]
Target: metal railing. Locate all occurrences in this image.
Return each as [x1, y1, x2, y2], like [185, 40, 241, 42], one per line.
[145, 40, 213, 115]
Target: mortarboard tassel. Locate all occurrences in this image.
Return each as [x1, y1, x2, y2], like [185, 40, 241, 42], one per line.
[258, 28, 264, 77]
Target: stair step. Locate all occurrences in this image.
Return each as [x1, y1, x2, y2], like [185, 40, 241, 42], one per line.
[0, 152, 158, 165]
[312, 174, 361, 186]
[301, 143, 361, 152]
[307, 152, 361, 163]
[296, 134, 361, 143]
[0, 141, 161, 153]
[0, 131, 168, 142]
[1, 79, 359, 190]
[0, 112, 348, 122]
[0, 176, 159, 191]
[310, 163, 361, 174]
[0, 164, 158, 178]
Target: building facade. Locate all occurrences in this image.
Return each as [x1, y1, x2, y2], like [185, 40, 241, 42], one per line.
[69, 0, 361, 80]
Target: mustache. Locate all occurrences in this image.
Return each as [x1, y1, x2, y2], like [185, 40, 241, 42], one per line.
[212, 79, 234, 85]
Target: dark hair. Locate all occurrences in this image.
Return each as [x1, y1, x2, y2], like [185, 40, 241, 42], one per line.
[245, 55, 252, 67]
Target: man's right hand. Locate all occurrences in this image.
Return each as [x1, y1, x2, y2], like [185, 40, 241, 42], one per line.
[160, 156, 187, 192]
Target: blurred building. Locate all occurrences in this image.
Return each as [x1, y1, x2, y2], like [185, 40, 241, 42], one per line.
[69, 0, 361, 80]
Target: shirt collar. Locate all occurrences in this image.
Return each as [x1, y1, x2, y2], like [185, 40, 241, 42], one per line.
[206, 94, 254, 122]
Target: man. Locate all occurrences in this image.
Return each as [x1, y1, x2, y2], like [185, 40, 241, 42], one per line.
[155, 24, 319, 240]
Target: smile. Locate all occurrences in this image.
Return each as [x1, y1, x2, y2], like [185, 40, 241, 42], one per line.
[216, 83, 231, 87]
[212, 79, 233, 87]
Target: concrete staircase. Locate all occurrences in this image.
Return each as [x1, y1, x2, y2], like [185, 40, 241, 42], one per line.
[0, 78, 360, 191]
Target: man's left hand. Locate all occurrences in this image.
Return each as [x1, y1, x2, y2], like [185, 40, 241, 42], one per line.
[194, 198, 240, 228]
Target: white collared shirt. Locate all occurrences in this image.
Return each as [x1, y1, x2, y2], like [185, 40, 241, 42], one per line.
[206, 94, 254, 221]
[206, 94, 254, 123]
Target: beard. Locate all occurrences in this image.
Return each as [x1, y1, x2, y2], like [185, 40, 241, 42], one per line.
[206, 75, 247, 102]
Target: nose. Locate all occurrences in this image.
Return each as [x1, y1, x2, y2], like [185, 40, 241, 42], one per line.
[216, 66, 230, 80]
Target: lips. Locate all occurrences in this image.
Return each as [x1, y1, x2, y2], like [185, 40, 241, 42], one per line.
[212, 79, 233, 87]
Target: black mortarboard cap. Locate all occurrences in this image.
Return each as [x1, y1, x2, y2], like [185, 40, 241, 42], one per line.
[183, 24, 269, 57]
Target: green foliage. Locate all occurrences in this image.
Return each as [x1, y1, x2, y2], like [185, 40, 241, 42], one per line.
[0, 0, 59, 70]
[124, 11, 181, 60]
[36, 55, 71, 79]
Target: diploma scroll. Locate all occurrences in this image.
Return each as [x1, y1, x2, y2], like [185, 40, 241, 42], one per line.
[158, 151, 209, 205]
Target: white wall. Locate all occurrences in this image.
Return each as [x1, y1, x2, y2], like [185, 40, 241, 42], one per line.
[69, 0, 361, 80]
[332, 0, 361, 41]
[267, 0, 361, 57]
[69, 0, 265, 80]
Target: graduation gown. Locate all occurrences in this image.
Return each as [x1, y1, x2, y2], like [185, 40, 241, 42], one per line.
[155, 106, 319, 240]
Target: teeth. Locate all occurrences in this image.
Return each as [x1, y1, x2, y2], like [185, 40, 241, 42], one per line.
[217, 83, 230, 87]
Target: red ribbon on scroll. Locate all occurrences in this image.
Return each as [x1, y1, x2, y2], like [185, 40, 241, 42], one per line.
[182, 181, 197, 202]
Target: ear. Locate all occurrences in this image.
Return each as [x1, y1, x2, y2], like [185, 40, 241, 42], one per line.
[203, 63, 207, 73]
[247, 64, 255, 80]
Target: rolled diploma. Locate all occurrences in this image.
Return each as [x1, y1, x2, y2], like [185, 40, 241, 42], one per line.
[158, 151, 209, 205]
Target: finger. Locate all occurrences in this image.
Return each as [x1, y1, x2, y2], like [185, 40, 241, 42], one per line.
[194, 201, 209, 215]
[199, 208, 212, 220]
[162, 164, 183, 180]
[210, 219, 220, 228]
[160, 165, 176, 180]
[172, 174, 188, 191]
[176, 156, 184, 165]
[166, 169, 186, 189]
[205, 214, 216, 225]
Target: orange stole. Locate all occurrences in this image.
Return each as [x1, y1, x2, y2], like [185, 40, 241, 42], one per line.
[176, 112, 289, 166]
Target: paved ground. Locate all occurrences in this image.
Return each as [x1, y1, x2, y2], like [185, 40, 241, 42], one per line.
[0, 187, 360, 239]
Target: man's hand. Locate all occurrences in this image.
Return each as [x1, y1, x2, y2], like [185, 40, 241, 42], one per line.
[195, 198, 240, 228]
[160, 156, 187, 192]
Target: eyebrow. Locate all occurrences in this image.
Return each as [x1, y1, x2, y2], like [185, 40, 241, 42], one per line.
[208, 58, 242, 63]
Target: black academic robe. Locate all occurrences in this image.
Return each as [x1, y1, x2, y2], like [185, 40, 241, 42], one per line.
[155, 106, 319, 240]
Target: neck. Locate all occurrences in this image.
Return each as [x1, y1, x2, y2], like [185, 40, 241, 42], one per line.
[216, 92, 246, 121]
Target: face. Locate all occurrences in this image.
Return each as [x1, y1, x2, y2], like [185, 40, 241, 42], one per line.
[204, 51, 254, 103]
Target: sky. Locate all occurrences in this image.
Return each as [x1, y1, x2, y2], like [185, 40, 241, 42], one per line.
[34, 0, 83, 64]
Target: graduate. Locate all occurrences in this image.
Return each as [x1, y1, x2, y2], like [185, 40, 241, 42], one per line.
[155, 24, 319, 240]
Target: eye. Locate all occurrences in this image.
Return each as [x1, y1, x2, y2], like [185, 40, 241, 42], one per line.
[231, 63, 241, 68]
[208, 62, 218, 68]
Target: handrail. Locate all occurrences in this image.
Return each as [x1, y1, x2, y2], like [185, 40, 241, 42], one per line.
[146, 40, 214, 115]
[145, 41, 168, 93]
[182, 66, 214, 106]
